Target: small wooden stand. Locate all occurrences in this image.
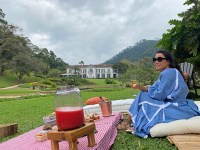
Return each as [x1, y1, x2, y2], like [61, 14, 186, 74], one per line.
[47, 123, 96, 150]
[0, 123, 18, 138]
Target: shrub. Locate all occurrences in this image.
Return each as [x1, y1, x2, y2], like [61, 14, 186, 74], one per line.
[105, 79, 116, 84]
[60, 77, 94, 86]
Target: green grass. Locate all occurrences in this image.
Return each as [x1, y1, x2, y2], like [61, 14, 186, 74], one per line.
[86, 78, 110, 85]
[86, 78, 120, 86]
[81, 88, 138, 102]
[0, 96, 54, 143]
[111, 131, 176, 150]
[0, 87, 41, 96]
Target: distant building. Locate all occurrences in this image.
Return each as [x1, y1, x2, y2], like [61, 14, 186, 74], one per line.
[60, 64, 118, 78]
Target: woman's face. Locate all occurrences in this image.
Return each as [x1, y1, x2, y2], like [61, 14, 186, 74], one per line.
[154, 53, 170, 72]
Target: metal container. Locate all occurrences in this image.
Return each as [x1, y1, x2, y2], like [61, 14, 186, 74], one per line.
[99, 101, 112, 117]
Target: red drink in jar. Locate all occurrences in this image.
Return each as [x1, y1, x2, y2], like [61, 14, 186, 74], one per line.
[55, 106, 85, 130]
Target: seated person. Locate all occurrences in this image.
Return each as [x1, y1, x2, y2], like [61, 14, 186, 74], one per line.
[119, 50, 200, 138]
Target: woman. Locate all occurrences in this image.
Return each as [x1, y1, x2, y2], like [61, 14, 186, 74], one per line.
[128, 50, 200, 138]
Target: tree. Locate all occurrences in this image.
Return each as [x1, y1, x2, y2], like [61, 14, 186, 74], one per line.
[33, 48, 67, 74]
[47, 68, 62, 78]
[0, 9, 9, 76]
[31, 57, 48, 78]
[112, 61, 129, 75]
[11, 53, 34, 82]
[0, 9, 34, 76]
[0, 9, 7, 29]
[0, 34, 32, 75]
[79, 61, 84, 65]
[55, 58, 68, 71]
[158, 0, 200, 70]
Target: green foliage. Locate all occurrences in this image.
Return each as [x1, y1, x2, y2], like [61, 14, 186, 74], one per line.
[41, 80, 56, 87]
[11, 53, 34, 82]
[34, 48, 68, 72]
[105, 78, 116, 84]
[0, 8, 7, 25]
[18, 83, 32, 88]
[58, 77, 94, 86]
[46, 69, 62, 78]
[158, 0, 200, 71]
[112, 61, 129, 75]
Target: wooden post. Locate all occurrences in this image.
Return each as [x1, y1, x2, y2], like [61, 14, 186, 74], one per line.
[51, 140, 59, 150]
[68, 140, 78, 150]
[87, 132, 96, 147]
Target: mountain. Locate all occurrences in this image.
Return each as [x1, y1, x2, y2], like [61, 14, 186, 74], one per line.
[104, 39, 160, 64]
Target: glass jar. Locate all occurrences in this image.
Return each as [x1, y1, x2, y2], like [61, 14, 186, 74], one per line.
[54, 85, 84, 131]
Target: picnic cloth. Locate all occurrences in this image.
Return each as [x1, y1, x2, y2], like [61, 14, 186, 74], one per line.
[0, 112, 121, 150]
[167, 134, 200, 150]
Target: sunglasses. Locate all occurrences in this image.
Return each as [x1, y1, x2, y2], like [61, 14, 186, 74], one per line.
[153, 57, 166, 62]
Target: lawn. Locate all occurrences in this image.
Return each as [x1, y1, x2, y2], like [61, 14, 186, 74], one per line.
[0, 87, 41, 96]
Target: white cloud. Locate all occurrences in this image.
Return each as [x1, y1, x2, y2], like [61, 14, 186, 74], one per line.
[1, 0, 189, 65]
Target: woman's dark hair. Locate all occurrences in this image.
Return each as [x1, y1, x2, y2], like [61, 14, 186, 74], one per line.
[155, 49, 184, 77]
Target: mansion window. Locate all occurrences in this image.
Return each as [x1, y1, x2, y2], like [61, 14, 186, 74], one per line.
[96, 69, 100, 73]
[101, 69, 105, 73]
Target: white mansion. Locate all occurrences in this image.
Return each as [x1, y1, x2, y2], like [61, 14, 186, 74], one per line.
[61, 64, 118, 78]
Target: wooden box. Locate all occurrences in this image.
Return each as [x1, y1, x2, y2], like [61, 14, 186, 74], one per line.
[0, 123, 18, 138]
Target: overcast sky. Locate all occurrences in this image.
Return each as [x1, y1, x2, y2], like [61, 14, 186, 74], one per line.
[1, 0, 189, 65]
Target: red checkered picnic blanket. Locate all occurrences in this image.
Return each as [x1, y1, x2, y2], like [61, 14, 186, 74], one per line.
[0, 113, 121, 150]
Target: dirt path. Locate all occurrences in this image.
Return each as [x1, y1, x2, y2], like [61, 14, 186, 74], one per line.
[0, 84, 25, 98]
[0, 85, 20, 90]
[0, 95, 21, 98]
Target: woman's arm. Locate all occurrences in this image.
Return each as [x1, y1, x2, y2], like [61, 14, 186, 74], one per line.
[148, 69, 177, 100]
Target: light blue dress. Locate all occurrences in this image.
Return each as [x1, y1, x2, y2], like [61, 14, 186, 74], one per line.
[129, 68, 200, 138]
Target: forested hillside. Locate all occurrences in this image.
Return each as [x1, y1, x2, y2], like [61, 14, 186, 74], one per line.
[104, 39, 159, 64]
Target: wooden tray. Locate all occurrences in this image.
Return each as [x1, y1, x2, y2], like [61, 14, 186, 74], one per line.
[167, 134, 200, 150]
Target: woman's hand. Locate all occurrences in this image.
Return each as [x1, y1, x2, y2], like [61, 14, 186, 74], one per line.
[131, 84, 148, 91]
[131, 83, 140, 89]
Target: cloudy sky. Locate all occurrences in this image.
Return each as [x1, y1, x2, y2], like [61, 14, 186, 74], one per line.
[1, 0, 189, 65]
